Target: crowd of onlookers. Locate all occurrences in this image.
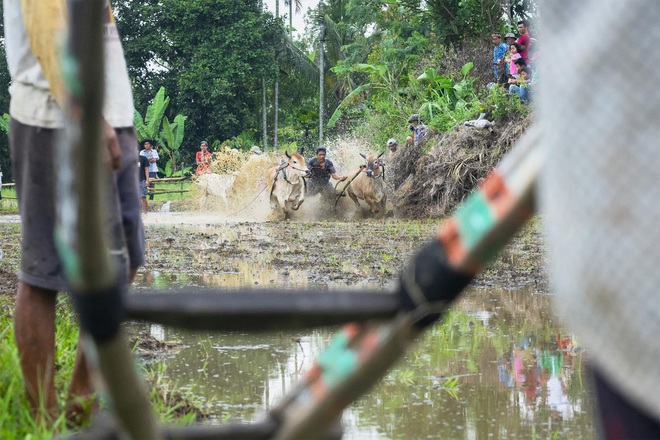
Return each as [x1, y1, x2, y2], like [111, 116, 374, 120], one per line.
[491, 20, 538, 104]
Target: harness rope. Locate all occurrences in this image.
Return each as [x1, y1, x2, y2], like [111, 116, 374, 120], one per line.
[213, 179, 273, 222]
[334, 162, 385, 210]
[215, 160, 309, 222]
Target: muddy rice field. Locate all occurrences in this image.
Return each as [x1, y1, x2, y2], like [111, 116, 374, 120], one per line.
[0, 213, 597, 439]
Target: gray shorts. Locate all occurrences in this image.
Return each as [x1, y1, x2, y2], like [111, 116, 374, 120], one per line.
[9, 119, 145, 292]
[139, 180, 148, 198]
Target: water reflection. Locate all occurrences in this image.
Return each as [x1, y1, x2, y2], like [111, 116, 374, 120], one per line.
[134, 261, 310, 289]
[128, 286, 595, 439]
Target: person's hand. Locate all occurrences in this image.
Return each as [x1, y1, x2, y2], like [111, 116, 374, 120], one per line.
[340, 176, 347, 181]
[102, 120, 121, 171]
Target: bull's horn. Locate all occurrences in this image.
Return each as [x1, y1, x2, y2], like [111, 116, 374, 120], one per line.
[359, 153, 366, 159]
[285, 150, 291, 158]
[377, 151, 384, 158]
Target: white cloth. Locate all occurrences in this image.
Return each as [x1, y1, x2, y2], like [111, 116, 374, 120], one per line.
[538, 0, 660, 420]
[3, 0, 134, 128]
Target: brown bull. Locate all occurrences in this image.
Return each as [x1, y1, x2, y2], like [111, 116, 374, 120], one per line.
[338, 152, 386, 217]
[268, 150, 310, 219]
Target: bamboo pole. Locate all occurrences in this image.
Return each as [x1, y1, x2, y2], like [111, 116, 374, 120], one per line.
[125, 290, 399, 331]
[56, 1, 160, 438]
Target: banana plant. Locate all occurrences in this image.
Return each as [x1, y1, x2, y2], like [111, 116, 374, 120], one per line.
[134, 87, 189, 177]
[417, 62, 475, 110]
[160, 114, 189, 177]
[134, 86, 169, 140]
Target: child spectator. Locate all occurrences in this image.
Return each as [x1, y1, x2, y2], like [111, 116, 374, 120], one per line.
[508, 58, 533, 103]
[507, 43, 523, 78]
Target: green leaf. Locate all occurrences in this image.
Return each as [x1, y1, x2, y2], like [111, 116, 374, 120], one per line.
[164, 160, 173, 177]
[0, 113, 10, 134]
[161, 118, 175, 152]
[327, 107, 343, 129]
[354, 63, 385, 76]
[171, 114, 186, 150]
[327, 83, 371, 128]
[133, 110, 148, 140]
[460, 62, 474, 76]
[146, 87, 170, 138]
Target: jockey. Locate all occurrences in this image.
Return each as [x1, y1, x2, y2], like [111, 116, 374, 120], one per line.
[306, 146, 346, 196]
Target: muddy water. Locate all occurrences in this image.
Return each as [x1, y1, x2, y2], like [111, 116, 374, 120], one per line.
[126, 218, 595, 439]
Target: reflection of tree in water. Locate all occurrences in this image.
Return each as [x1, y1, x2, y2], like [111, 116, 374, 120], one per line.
[147, 326, 336, 422]
[346, 289, 594, 439]
[154, 328, 296, 420]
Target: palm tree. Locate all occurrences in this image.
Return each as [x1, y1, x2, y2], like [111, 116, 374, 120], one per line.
[284, 0, 303, 35]
[274, 0, 280, 150]
[275, 0, 304, 150]
[260, 0, 268, 151]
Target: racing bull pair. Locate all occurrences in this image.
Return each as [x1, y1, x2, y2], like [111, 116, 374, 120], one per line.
[268, 149, 386, 219]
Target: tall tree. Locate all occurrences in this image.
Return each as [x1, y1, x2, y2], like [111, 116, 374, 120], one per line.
[274, 0, 280, 150]
[115, 0, 278, 152]
[261, 0, 269, 151]
[284, 0, 302, 36]
[0, 1, 12, 182]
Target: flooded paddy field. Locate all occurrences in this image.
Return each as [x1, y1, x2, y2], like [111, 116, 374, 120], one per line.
[0, 214, 596, 439]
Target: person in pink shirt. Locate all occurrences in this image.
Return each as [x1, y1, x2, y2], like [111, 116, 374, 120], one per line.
[516, 20, 532, 64]
[508, 43, 523, 78]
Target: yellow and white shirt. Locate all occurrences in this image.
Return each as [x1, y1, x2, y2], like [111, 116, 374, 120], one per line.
[3, 0, 134, 128]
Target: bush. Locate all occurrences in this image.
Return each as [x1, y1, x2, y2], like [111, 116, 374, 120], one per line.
[483, 84, 529, 121]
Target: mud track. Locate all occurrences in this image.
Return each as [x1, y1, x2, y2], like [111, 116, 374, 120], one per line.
[0, 215, 547, 298]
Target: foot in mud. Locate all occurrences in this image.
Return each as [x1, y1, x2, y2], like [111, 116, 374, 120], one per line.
[65, 394, 98, 428]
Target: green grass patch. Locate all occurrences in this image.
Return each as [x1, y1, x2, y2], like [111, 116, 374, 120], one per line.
[0, 296, 205, 438]
[0, 185, 18, 214]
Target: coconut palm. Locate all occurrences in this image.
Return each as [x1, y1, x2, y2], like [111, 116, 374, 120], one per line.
[274, 0, 302, 149]
[261, 0, 268, 151]
[284, 0, 303, 35]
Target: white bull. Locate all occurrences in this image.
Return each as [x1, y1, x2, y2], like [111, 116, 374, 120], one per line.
[267, 150, 310, 219]
[338, 152, 386, 217]
[196, 173, 236, 209]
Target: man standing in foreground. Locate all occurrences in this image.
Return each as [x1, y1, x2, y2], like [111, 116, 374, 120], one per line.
[4, 0, 144, 424]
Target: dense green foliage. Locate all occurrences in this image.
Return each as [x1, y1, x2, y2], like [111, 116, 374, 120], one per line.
[115, 0, 282, 155]
[0, 2, 12, 182]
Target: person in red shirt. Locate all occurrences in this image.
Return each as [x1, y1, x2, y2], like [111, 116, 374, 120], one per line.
[195, 140, 212, 175]
[516, 20, 532, 64]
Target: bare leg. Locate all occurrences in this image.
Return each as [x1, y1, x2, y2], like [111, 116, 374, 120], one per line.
[14, 282, 57, 424]
[65, 339, 96, 425]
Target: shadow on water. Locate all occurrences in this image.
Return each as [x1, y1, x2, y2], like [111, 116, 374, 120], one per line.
[127, 220, 595, 439]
